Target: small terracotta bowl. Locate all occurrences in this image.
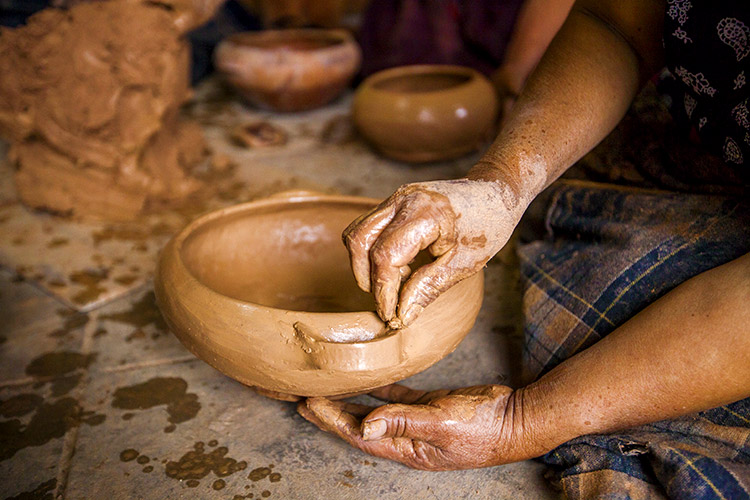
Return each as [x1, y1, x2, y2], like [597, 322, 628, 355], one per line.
[214, 29, 361, 112]
[352, 65, 498, 163]
[155, 191, 484, 397]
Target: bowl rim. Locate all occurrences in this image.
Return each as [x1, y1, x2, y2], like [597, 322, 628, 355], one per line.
[359, 64, 486, 97]
[167, 191, 382, 320]
[223, 28, 355, 52]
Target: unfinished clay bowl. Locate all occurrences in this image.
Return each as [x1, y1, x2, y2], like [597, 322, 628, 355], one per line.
[353, 65, 498, 163]
[214, 29, 361, 112]
[155, 191, 484, 397]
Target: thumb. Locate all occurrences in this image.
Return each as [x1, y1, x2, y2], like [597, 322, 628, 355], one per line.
[361, 404, 445, 443]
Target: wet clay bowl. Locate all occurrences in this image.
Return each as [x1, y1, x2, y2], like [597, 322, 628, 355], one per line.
[352, 65, 498, 163]
[155, 191, 484, 397]
[214, 29, 361, 112]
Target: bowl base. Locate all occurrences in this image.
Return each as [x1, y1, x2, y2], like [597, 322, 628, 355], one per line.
[376, 142, 481, 163]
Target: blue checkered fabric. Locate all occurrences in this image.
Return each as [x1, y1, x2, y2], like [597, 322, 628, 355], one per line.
[519, 180, 750, 499]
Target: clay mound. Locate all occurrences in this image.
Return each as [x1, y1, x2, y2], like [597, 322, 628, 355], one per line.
[0, 0, 219, 221]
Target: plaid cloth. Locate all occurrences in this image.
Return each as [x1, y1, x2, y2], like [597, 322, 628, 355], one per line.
[519, 180, 750, 499]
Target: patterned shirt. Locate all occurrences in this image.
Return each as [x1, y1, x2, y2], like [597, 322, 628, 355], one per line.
[661, 1, 750, 169]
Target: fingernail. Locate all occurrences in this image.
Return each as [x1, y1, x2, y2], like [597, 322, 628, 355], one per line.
[362, 419, 387, 441]
[400, 305, 422, 326]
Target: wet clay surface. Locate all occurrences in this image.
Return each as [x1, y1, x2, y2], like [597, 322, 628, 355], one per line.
[159, 194, 485, 396]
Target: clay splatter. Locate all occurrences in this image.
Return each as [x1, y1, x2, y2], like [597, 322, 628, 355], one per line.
[50, 310, 89, 338]
[50, 374, 82, 397]
[111, 377, 200, 431]
[164, 441, 247, 487]
[100, 291, 167, 338]
[25, 351, 95, 378]
[114, 275, 138, 286]
[4, 478, 56, 500]
[261, 491, 271, 498]
[69, 269, 109, 305]
[248, 467, 271, 481]
[320, 114, 358, 145]
[143, 465, 154, 473]
[212, 479, 226, 490]
[47, 237, 69, 249]
[91, 226, 150, 247]
[0, 396, 105, 462]
[120, 449, 139, 462]
[137, 455, 150, 465]
[0, 394, 43, 418]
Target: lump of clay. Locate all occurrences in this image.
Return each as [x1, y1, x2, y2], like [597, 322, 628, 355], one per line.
[0, 0, 222, 221]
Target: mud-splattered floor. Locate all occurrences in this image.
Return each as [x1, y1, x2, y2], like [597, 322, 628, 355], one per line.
[0, 78, 555, 499]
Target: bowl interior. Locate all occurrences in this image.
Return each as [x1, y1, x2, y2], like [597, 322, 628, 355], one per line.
[228, 31, 343, 51]
[372, 71, 472, 93]
[180, 200, 377, 313]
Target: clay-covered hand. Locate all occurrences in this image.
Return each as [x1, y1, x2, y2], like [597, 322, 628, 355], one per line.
[297, 384, 538, 470]
[343, 179, 521, 326]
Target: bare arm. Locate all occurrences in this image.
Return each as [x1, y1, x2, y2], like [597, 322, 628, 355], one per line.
[519, 253, 750, 456]
[470, 0, 666, 203]
[492, 0, 576, 111]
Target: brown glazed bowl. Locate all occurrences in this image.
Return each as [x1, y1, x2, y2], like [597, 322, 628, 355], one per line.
[214, 29, 361, 112]
[155, 191, 484, 397]
[352, 65, 498, 162]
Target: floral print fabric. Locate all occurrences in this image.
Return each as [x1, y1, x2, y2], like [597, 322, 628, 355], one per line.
[661, 1, 750, 172]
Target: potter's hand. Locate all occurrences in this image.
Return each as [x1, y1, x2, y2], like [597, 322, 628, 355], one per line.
[298, 384, 538, 470]
[343, 179, 520, 326]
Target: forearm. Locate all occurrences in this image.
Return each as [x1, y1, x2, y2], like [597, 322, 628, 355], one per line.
[521, 253, 750, 454]
[495, 0, 576, 96]
[469, 0, 665, 212]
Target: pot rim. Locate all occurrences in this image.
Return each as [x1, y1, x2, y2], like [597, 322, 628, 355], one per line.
[168, 191, 382, 321]
[360, 64, 485, 97]
[223, 28, 355, 52]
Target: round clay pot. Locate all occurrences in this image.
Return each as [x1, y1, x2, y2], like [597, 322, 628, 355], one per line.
[214, 29, 361, 112]
[352, 65, 499, 163]
[155, 191, 484, 397]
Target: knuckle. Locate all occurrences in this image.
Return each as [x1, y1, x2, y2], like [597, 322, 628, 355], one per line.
[370, 244, 397, 268]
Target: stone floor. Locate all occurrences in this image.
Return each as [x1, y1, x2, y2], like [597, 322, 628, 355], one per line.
[0, 79, 556, 499]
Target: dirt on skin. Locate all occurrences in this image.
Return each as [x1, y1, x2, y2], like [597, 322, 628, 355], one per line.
[111, 377, 200, 431]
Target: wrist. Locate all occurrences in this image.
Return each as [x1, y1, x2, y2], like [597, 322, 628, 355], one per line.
[466, 159, 540, 215]
[508, 379, 589, 458]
